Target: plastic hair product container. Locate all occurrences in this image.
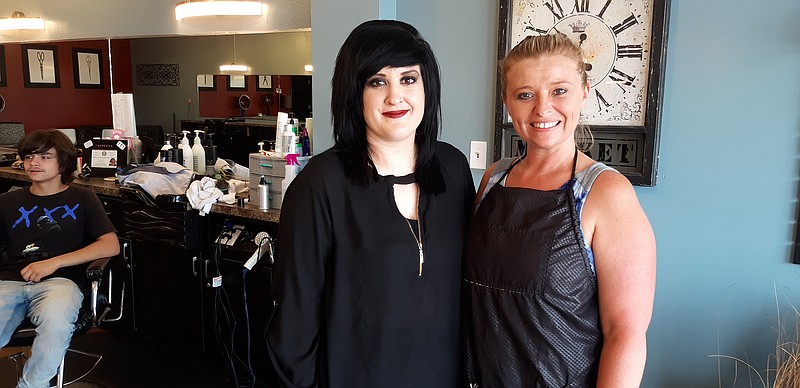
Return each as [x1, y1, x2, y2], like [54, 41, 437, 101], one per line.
[258, 175, 269, 210]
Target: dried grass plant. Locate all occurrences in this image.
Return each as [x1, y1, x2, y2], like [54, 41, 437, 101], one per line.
[710, 285, 800, 388]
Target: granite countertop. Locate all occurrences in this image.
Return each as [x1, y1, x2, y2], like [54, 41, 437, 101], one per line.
[210, 201, 281, 223]
[0, 166, 280, 223]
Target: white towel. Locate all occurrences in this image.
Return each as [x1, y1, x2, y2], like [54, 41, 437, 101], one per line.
[186, 177, 224, 216]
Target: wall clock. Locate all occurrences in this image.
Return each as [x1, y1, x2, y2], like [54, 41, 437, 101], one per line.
[494, 0, 670, 186]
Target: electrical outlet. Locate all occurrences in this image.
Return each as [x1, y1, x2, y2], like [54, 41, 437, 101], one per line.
[469, 141, 487, 169]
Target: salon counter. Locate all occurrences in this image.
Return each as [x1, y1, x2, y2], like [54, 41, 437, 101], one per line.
[0, 166, 281, 223]
[0, 164, 280, 381]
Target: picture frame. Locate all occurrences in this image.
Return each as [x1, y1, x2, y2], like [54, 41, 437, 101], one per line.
[227, 75, 247, 91]
[22, 45, 60, 88]
[197, 74, 216, 91]
[494, 0, 670, 186]
[255, 74, 272, 91]
[0, 45, 6, 87]
[81, 138, 128, 177]
[72, 48, 104, 89]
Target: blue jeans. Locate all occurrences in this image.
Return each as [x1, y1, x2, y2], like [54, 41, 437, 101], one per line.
[0, 278, 83, 388]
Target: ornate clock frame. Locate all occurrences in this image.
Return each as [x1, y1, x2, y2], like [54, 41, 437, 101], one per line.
[494, 0, 671, 186]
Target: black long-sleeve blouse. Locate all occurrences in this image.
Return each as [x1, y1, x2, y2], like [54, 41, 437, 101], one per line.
[266, 142, 475, 388]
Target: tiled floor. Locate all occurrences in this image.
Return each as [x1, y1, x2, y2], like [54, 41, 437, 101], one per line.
[0, 328, 272, 388]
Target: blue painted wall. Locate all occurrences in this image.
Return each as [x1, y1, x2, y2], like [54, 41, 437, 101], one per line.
[312, 0, 800, 385]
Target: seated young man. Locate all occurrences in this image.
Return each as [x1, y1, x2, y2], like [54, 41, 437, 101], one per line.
[0, 129, 119, 388]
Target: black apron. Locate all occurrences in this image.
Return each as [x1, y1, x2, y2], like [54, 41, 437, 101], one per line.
[463, 151, 602, 387]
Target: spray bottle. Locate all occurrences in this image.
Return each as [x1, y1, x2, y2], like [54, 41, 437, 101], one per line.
[292, 118, 302, 155]
[192, 129, 206, 174]
[179, 130, 194, 171]
[300, 126, 311, 156]
[281, 153, 300, 206]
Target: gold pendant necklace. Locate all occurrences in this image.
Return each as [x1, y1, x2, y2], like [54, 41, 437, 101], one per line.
[405, 216, 424, 276]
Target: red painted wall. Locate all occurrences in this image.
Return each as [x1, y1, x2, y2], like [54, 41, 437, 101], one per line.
[199, 74, 293, 118]
[0, 40, 133, 132]
[111, 39, 133, 94]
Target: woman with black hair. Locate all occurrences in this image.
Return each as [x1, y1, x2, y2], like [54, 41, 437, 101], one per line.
[266, 20, 475, 388]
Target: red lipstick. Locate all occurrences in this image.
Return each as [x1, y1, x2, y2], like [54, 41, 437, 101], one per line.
[382, 110, 408, 119]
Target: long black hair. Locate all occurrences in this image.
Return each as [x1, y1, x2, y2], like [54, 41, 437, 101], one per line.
[331, 19, 444, 194]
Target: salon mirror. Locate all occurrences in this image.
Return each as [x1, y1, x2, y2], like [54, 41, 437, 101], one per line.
[238, 94, 252, 115]
[0, 31, 312, 135]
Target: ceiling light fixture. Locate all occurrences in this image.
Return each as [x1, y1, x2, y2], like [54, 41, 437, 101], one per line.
[0, 11, 45, 31]
[175, 0, 262, 20]
[220, 63, 248, 72]
[219, 35, 248, 73]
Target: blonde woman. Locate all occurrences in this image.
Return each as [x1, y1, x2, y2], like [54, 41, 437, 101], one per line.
[463, 33, 656, 387]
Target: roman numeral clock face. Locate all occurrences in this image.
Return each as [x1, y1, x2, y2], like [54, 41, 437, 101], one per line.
[511, 0, 654, 126]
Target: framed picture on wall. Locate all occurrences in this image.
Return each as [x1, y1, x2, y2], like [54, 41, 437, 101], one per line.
[197, 74, 216, 91]
[0, 45, 6, 87]
[256, 74, 272, 91]
[22, 45, 60, 88]
[72, 48, 104, 89]
[227, 75, 247, 91]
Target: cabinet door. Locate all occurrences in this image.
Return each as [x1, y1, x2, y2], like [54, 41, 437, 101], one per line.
[98, 195, 125, 233]
[132, 240, 206, 353]
[202, 216, 279, 385]
[102, 237, 136, 334]
[203, 256, 277, 385]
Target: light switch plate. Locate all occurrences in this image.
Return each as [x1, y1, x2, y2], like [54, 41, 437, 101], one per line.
[469, 141, 487, 169]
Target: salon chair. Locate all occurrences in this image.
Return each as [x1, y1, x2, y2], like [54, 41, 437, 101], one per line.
[4, 256, 124, 387]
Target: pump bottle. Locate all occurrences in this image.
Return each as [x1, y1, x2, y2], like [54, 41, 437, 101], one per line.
[204, 133, 217, 168]
[192, 129, 206, 174]
[179, 130, 194, 171]
[282, 124, 296, 156]
[275, 112, 289, 157]
[157, 138, 173, 165]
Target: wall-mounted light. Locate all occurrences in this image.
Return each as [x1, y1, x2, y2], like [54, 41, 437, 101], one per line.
[304, 65, 313, 73]
[219, 35, 248, 73]
[0, 11, 45, 31]
[175, 0, 262, 20]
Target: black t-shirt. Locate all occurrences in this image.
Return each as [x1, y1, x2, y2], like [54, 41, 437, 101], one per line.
[0, 186, 117, 287]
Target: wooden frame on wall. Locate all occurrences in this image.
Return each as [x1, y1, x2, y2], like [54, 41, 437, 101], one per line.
[22, 45, 61, 88]
[227, 75, 247, 91]
[72, 48, 104, 89]
[256, 74, 272, 91]
[197, 74, 216, 91]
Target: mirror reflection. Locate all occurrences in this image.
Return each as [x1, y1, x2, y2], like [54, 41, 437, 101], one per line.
[129, 32, 312, 133]
[195, 74, 311, 119]
[0, 31, 312, 137]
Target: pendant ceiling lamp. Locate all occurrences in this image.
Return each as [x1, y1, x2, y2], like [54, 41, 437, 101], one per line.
[0, 11, 45, 31]
[175, 0, 262, 20]
[220, 35, 248, 73]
